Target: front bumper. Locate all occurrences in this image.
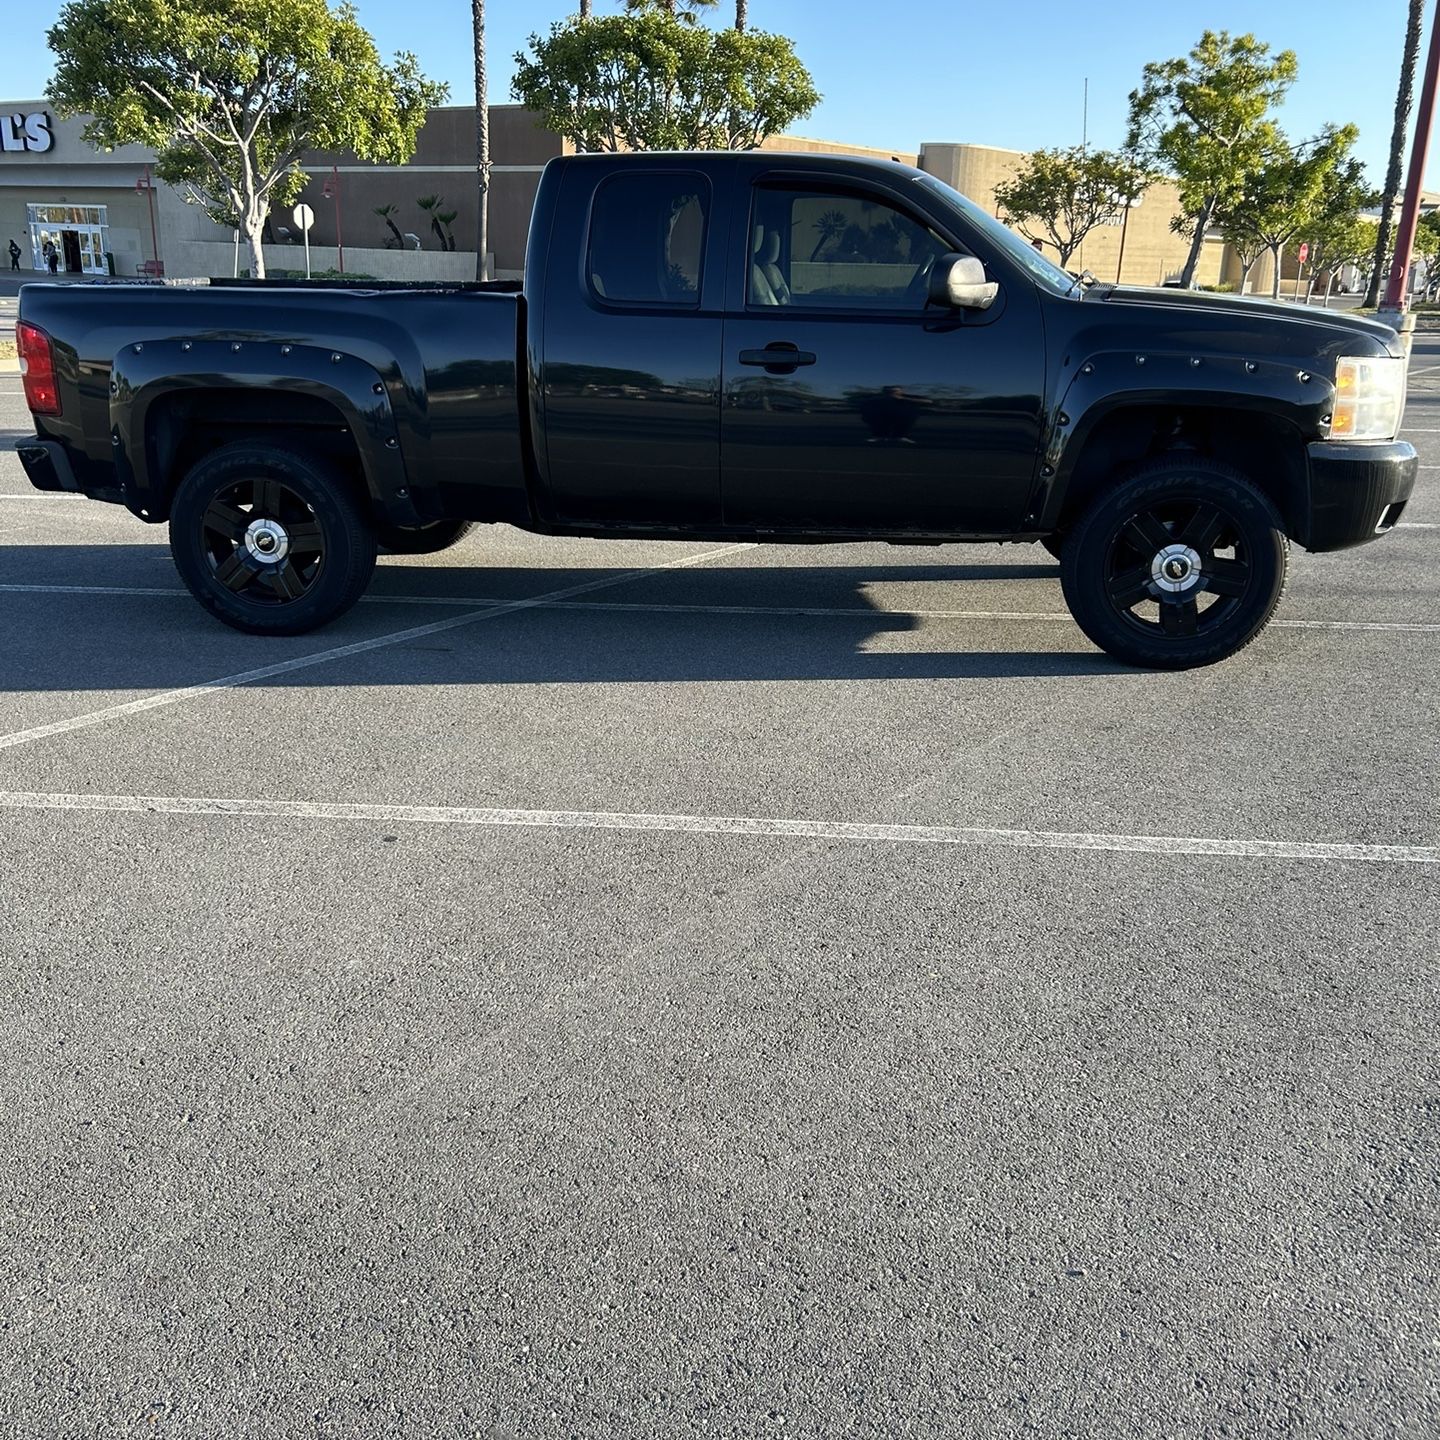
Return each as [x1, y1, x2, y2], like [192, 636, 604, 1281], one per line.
[1301, 440, 1418, 552]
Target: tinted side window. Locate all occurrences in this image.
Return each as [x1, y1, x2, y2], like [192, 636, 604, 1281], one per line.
[588, 173, 708, 307]
[749, 187, 950, 310]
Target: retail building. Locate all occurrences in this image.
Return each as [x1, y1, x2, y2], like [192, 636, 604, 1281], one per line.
[0, 100, 1232, 288]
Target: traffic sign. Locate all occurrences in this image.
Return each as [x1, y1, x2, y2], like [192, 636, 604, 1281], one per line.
[1297, 242, 1309, 265]
[292, 203, 315, 232]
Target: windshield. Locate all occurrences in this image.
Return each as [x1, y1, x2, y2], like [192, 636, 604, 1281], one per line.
[914, 173, 1077, 295]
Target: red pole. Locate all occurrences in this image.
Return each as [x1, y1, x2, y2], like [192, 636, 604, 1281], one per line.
[332, 165, 344, 275]
[1384, 0, 1440, 310]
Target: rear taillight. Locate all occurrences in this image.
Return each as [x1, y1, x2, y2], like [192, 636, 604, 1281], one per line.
[16, 321, 60, 415]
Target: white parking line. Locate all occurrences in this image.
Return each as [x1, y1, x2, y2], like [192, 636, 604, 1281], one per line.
[0, 543, 754, 754]
[2, 582, 1439, 632]
[0, 789, 1433, 866]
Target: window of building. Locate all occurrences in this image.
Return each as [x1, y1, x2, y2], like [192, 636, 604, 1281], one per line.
[588, 173, 708, 307]
[748, 187, 951, 310]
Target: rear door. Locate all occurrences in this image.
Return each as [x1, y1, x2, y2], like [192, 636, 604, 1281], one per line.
[720, 164, 1045, 534]
[538, 159, 730, 528]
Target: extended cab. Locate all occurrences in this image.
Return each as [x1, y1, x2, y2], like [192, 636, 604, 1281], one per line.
[15, 152, 1418, 668]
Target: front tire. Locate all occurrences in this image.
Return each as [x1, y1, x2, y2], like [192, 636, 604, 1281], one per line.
[170, 443, 377, 635]
[375, 518, 475, 554]
[1060, 457, 1288, 669]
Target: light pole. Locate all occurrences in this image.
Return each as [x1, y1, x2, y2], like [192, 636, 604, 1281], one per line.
[1383, 0, 1440, 315]
[1113, 192, 1142, 284]
[135, 166, 159, 273]
[322, 166, 345, 275]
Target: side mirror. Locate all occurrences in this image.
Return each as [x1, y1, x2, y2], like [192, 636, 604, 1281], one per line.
[930, 253, 1000, 311]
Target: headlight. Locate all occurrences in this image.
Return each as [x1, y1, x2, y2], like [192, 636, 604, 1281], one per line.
[1331, 356, 1406, 441]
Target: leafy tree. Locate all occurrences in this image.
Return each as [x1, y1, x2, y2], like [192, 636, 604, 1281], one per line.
[1306, 211, 1375, 303]
[512, 9, 818, 153]
[47, 0, 444, 279]
[1221, 222, 1269, 294]
[1298, 153, 1377, 301]
[1128, 30, 1298, 289]
[1366, 0, 1425, 307]
[1217, 125, 1361, 299]
[993, 146, 1153, 267]
[1413, 209, 1440, 300]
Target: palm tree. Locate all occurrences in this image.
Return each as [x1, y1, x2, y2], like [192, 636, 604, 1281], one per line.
[473, 0, 489, 281]
[1365, 0, 1425, 307]
[374, 204, 405, 249]
[625, 0, 718, 22]
[736, 0, 748, 28]
[809, 209, 847, 261]
[580, 0, 591, 14]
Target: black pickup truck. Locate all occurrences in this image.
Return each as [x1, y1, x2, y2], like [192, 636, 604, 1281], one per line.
[16, 152, 1417, 668]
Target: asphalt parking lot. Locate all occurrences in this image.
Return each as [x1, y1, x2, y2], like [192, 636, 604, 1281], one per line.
[1, 333, 1438, 1440]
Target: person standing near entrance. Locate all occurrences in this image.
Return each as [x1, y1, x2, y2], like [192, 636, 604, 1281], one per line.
[44, 240, 58, 275]
[7, 239, 19, 271]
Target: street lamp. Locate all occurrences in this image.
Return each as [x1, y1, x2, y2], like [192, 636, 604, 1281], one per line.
[135, 166, 160, 274]
[322, 166, 345, 275]
[1111, 191, 1143, 284]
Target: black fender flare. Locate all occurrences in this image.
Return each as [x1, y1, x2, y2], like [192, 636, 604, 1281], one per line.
[107, 337, 420, 525]
[1032, 349, 1331, 530]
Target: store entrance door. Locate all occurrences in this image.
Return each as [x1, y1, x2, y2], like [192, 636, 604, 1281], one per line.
[26, 204, 109, 275]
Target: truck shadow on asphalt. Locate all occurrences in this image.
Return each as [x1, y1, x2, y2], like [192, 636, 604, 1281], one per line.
[0, 545, 1142, 685]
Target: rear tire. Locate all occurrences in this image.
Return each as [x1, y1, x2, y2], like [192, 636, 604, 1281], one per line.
[375, 518, 476, 554]
[1060, 457, 1288, 669]
[169, 442, 377, 635]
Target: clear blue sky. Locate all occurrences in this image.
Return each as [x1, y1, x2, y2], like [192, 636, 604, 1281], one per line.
[3, 1, 1433, 187]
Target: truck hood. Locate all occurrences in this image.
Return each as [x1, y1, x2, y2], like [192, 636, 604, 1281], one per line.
[1096, 284, 1402, 353]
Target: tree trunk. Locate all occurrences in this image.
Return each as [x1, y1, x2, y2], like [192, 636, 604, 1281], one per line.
[1178, 201, 1213, 288]
[1239, 257, 1254, 292]
[736, 0, 747, 28]
[473, 0, 490, 281]
[580, 0, 591, 14]
[244, 211, 266, 281]
[1366, 0, 1425, 308]
[1270, 244, 1284, 299]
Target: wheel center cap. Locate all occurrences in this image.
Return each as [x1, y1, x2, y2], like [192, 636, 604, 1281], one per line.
[1152, 542, 1202, 594]
[243, 517, 289, 565]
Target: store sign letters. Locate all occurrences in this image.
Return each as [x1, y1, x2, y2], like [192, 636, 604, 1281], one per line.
[1, 113, 54, 154]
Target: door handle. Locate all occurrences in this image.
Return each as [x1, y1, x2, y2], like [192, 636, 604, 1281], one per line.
[739, 344, 817, 373]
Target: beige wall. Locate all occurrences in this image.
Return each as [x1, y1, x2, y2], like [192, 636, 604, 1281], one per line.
[0, 99, 1251, 288]
[918, 141, 1225, 288]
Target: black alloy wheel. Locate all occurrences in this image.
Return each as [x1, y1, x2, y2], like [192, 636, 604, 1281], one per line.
[200, 476, 325, 604]
[170, 442, 377, 635]
[1060, 458, 1288, 669]
[1102, 498, 1251, 641]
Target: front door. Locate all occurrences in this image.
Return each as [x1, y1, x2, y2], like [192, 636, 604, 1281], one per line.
[721, 178, 1045, 534]
[539, 165, 724, 529]
[61, 230, 82, 273]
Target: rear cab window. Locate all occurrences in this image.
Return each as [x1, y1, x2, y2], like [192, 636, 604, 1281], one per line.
[587, 172, 709, 308]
